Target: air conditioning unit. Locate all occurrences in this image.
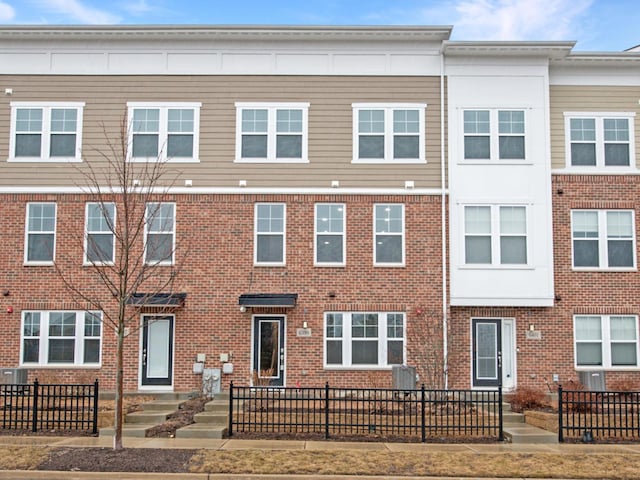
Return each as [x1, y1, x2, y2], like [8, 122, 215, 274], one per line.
[392, 365, 417, 390]
[578, 371, 606, 391]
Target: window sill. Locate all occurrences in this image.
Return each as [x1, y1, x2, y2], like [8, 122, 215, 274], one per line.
[323, 366, 395, 371]
[459, 264, 534, 270]
[128, 158, 201, 163]
[234, 158, 309, 164]
[457, 160, 533, 166]
[352, 159, 426, 165]
[374, 263, 406, 268]
[20, 364, 101, 369]
[254, 263, 286, 267]
[8, 157, 83, 163]
[571, 267, 637, 272]
[83, 262, 115, 267]
[574, 366, 639, 371]
[314, 263, 346, 268]
[555, 167, 638, 175]
[24, 262, 55, 267]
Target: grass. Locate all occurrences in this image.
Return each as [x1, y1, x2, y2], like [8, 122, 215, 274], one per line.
[0, 446, 51, 471]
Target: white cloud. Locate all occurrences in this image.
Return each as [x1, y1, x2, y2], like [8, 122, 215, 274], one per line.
[121, 0, 153, 15]
[35, 0, 120, 24]
[451, 0, 593, 41]
[0, 1, 16, 21]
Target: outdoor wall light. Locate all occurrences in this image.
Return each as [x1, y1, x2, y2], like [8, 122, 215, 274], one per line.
[239, 306, 247, 313]
[302, 321, 308, 329]
[239, 180, 247, 187]
[331, 180, 339, 188]
[404, 180, 415, 189]
[529, 324, 535, 331]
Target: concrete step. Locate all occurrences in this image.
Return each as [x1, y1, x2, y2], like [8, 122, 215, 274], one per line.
[142, 399, 186, 412]
[205, 401, 229, 412]
[194, 411, 228, 425]
[125, 410, 174, 424]
[175, 424, 227, 439]
[99, 423, 155, 438]
[213, 391, 230, 401]
[99, 391, 197, 401]
[503, 411, 525, 424]
[503, 424, 557, 444]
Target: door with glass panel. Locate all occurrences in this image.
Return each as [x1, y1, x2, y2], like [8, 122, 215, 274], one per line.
[252, 316, 285, 387]
[141, 315, 174, 387]
[472, 319, 502, 387]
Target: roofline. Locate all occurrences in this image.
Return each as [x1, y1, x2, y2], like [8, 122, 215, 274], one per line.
[443, 40, 576, 59]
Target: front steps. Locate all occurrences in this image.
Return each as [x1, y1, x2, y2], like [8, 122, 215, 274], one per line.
[175, 392, 232, 439]
[501, 402, 557, 444]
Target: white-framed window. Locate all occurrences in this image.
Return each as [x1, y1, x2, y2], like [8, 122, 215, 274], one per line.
[565, 112, 636, 169]
[21, 311, 102, 366]
[85, 202, 116, 265]
[9, 102, 84, 162]
[574, 315, 639, 369]
[127, 102, 201, 162]
[144, 202, 175, 265]
[374, 204, 405, 266]
[24, 202, 56, 265]
[315, 203, 345, 266]
[324, 312, 405, 368]
[352, 103, 426, 163]
[235, 102, 309, 163]
[463, 205, 528, 266]
[463, 109, 526, 161]
[571, 210, 636, 270]
[255, 203, 286, 265]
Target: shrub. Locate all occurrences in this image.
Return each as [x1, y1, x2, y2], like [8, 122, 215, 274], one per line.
[509, 387, 549, 413]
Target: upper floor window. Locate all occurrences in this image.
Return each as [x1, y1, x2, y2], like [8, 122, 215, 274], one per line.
[315, 203, 345, 266]
[21, 311, 102, 366]
[255, 203, 286, 265]
[464, 205, 528, 266]
[565, 113, 635, 169]
[353, 103, 426, 163]
[144, 202, 175, 265]
[463, 109, 526, 161]
[85, 202, 116, 265]
[575, 315, 638, 369]
[25, 202, 56, 264]
[128, 102, 201, 162]
[235, 103, 309, 163]
[374, 204, 405, 266]
[571, 210, 636, 270]
[9, 102, 84, 162]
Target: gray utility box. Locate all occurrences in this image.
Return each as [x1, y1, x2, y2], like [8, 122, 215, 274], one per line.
[0, 368, 28, 385]
[578, 371, 606, 391]
[392, 365, 417, 390]
[202, 368, 221, 398]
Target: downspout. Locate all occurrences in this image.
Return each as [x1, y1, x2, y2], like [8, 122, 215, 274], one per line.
[440, 48, 448, 390]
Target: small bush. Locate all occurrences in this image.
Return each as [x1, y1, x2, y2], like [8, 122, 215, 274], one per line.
[509, 387, 550, 413]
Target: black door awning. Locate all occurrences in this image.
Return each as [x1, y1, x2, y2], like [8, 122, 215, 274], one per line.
[239, 293, 298, 308]
[127, 293, 187, 307]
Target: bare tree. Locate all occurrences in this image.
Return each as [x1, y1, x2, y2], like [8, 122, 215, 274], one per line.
[54, 116, 185, 450]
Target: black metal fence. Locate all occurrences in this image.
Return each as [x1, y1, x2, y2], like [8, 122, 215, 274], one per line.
[558, 386, 640, 442]
[1, 379, 99, 434]
[228, 382, 503, 442]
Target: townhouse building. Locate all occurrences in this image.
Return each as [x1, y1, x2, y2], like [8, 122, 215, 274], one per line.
[0, 25, 638, 394]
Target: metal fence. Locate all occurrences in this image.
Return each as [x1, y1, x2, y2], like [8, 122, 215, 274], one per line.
[558, 386, 640, 442]
[229, 382, 503, 442]
[1, 379, 99, 434]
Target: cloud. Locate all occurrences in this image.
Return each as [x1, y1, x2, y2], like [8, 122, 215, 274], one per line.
[0, 1, 16, 21]
[451, 0, 593, 41]
[34, 0, 120, 24]
[121, 0, 153, 16]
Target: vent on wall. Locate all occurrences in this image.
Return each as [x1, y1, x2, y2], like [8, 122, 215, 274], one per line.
[577, 371, 606, 391]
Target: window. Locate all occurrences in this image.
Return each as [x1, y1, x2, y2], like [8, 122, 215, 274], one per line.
[324, 312, 405, 368]
[572, 210, 635, 269]
[352, 103, 426, 163]
[235, 103, 309, 162]
[21, 311, 102, 366]
[128, 102, 201, 162]
[575, 315, 639, 369]
[145, 203, 175, 265]
[25, 202, 56, 264]
[315, 203, 345, 266]
[9, 102, 84, 161]
[464, 205, 528, 266]
[463, 109, 526, 161]
[85, 202, 115, 264]
[565, 113, 636, 168]
[255, 203, 286, 265]
[374, 204, 404, 266]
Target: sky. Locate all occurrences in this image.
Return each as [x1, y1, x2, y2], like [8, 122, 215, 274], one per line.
[0, 0, 638, 51]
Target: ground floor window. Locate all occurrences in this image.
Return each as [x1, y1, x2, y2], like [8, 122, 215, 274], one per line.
[21, 310, 102, 366]
[324, 312, 405, 368]
[574, 315, 639, 369]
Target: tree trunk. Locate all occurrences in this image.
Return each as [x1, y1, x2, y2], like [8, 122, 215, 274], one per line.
[113, 327, 124, 450]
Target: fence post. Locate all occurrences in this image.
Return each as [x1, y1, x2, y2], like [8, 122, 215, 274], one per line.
[324, 382, 330, 440]
[498, 386, 504, 442]
[228, 382, 234, 437]
[421, 384, 426, 443]
[32, 379, 39, 433]
[557, 385, 564, 443]
[92, 379, 99, 434]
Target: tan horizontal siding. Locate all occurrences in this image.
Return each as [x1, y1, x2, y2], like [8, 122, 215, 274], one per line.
[550, 85, 640, 169]
[0, 75, 446, 190]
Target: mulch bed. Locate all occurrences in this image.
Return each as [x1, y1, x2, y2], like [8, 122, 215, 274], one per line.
[145, 396, 208, 437]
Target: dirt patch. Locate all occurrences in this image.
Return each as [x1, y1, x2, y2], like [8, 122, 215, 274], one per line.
[145, 396, 208, 437]
[38, 447, 195, 473]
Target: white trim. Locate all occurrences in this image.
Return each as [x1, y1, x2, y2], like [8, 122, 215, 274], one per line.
[138, 313, 175, 391]
[469, 317, 517, 390]
[574, 315, 640, 370]
[144, 202, 176, 266]
[8, 102, 85, 163]
[314, 203, 346, 267]
[24, 202, 57, 265]
[83, 202, 116, 266]
[250, 314, 287, 387]
[254, 202, 286, 266]
[373, 203, 405, 267]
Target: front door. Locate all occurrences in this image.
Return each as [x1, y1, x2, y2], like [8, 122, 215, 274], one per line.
[472, 318, 515, 389]
[252, 316, 285, 387]
[141, 315, 174, 387]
